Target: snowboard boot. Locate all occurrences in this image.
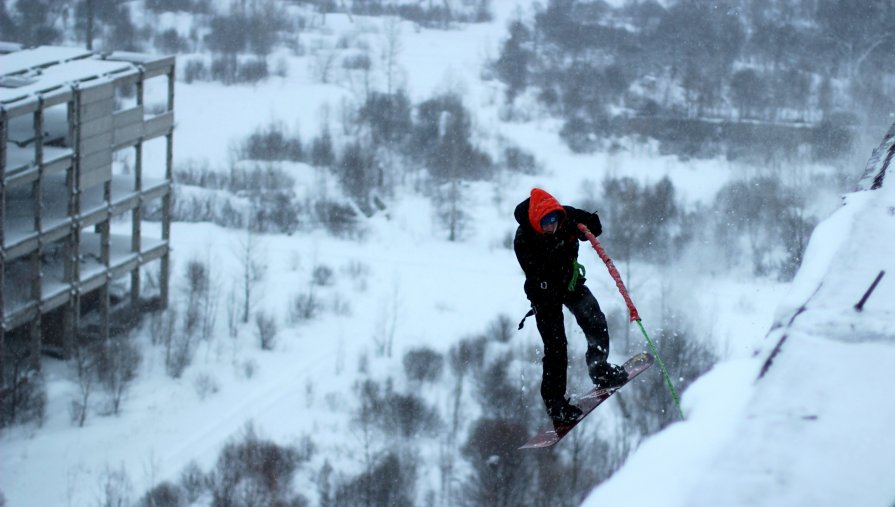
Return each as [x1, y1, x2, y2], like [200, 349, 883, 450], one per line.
[546, 398, 583, 424]
[591, 361, 628, 390]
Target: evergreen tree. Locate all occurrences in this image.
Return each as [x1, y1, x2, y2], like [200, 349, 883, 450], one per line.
[494, 20, 533, 101]
[412, 93, 491, 180]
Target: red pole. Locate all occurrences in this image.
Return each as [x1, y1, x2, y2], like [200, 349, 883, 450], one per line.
[577, 224, 640, 322]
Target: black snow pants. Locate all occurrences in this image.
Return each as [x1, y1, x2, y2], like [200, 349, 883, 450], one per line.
[533, 284, 610, 407]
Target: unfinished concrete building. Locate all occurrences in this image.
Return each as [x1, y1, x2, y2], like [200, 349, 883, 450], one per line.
[1, 44, 174, 373]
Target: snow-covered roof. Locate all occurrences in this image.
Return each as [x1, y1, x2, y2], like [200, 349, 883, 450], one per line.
[0, 45, 92, 76]
[0, 45, 173, 112]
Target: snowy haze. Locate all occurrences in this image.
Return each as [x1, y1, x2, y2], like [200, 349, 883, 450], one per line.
[2, 1, 893, 506]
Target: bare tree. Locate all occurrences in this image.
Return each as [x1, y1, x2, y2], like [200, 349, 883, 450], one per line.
[460, 418, 530, 507]
[616, 318, 716, 439]
[0, 339, 46, 428]
[179, 460, 206, 504]
[288, 288, 322, 325]
[234, 228, 266, 324]
[94, 463, 133, 507]
[380, 16, 405, 95]
[226, 281, 241, 340]
[373, 279, 400, 358]
[70, 339, 98, 427]
[433, 179, 472, 242]
[149, 306, 194, 379]
[166, 331, 193, 379]
[183, 259, 208, 338]
[403, 347, 444, 384]
[181, 255, 221, 345]
[206, 423, 309, 507]
[333, 452, 416, 507]
[149, 306, 177, 372]
[312, 48, 338, 84]
[343, 50, 374, 101]
[97, 333, 142, 416]
[140, 480, 185, 507]
[441, 336, 486, 506]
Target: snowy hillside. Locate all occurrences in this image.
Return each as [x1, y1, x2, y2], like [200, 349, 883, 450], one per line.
[2, 1, 893, 506]
[584, 124, 895, 507]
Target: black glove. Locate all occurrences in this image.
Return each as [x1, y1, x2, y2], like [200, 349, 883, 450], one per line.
[576, 211, 602, 239]
[589, 212, 602, 237]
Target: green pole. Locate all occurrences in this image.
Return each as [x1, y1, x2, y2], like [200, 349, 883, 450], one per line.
[636, 320, 685, 420]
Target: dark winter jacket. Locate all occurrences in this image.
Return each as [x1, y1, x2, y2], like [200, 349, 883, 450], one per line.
[514, 188, 603, 305]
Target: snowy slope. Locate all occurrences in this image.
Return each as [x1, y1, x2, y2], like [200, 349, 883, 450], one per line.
[583, 124, 895, 507]
[1, 2, 886, 506]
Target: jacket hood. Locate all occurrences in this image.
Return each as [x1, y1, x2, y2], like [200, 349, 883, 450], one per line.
[522, 188, 565, 234]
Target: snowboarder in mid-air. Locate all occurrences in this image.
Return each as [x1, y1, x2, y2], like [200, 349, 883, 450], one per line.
[514, 188, 627, 424]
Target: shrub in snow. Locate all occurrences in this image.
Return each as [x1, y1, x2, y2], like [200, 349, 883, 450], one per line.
[70, 339, 102, 427]
[600, 175, 687, 266]
[411, 93, 493, 181]
[313, 200, 363, 239]
[209, 55, 270, 85]
[97, 464, 133, 507]
[402, 347, 444, 383]
[179, 461, 206, 504]
[194, 373, 220, 401]
[337, 141, 377, 202]
[240, 359, 258, 381]
[432, 180, 473, 242]
[236, 58, 269, 83]
[146, 0, 211, 14]
[140, 481, 185, 507]
[254, 311, 278, 351]
[309, 128, 335, 168]
[329, 294, 352, 317]
[240, 122, 303, 162]
[207, 424, 309, 507]
[183, 58, 208, 83]
[332, 452, 415, 507]
[485, 314, 514, 344]
[461, 418, 530, 507]
[0, 341, 47, 429]
[619, 323, 717, 437]
[357, 91, 413, 148]
[356, 379, 442, 439]
[288, 291, 321, 324]
[154, 28, 190, 54]
[96, 333, 142, 416]
[711, 175, 815, 279]
[448, 336, 487, 378]
[341, 260, 370, 283]
[311, 265, 335, 287]
[472, 356, 528, 424]
[500, 145, 540, 175]
[166, 332, 194, 379]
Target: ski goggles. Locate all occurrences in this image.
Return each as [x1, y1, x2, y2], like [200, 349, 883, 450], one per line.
[540, 211, 562, 227]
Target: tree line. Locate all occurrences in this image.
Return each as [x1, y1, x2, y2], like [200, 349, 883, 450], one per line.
[168, 88, 530, 242]
[493, 0, 895, 160]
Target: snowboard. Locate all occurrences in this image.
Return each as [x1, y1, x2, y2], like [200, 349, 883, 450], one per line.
[519, 352, 655, 449]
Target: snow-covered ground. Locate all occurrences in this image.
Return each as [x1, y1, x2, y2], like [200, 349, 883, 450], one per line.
[584, 129, 895, 507]
[2, 1, 891, 506]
